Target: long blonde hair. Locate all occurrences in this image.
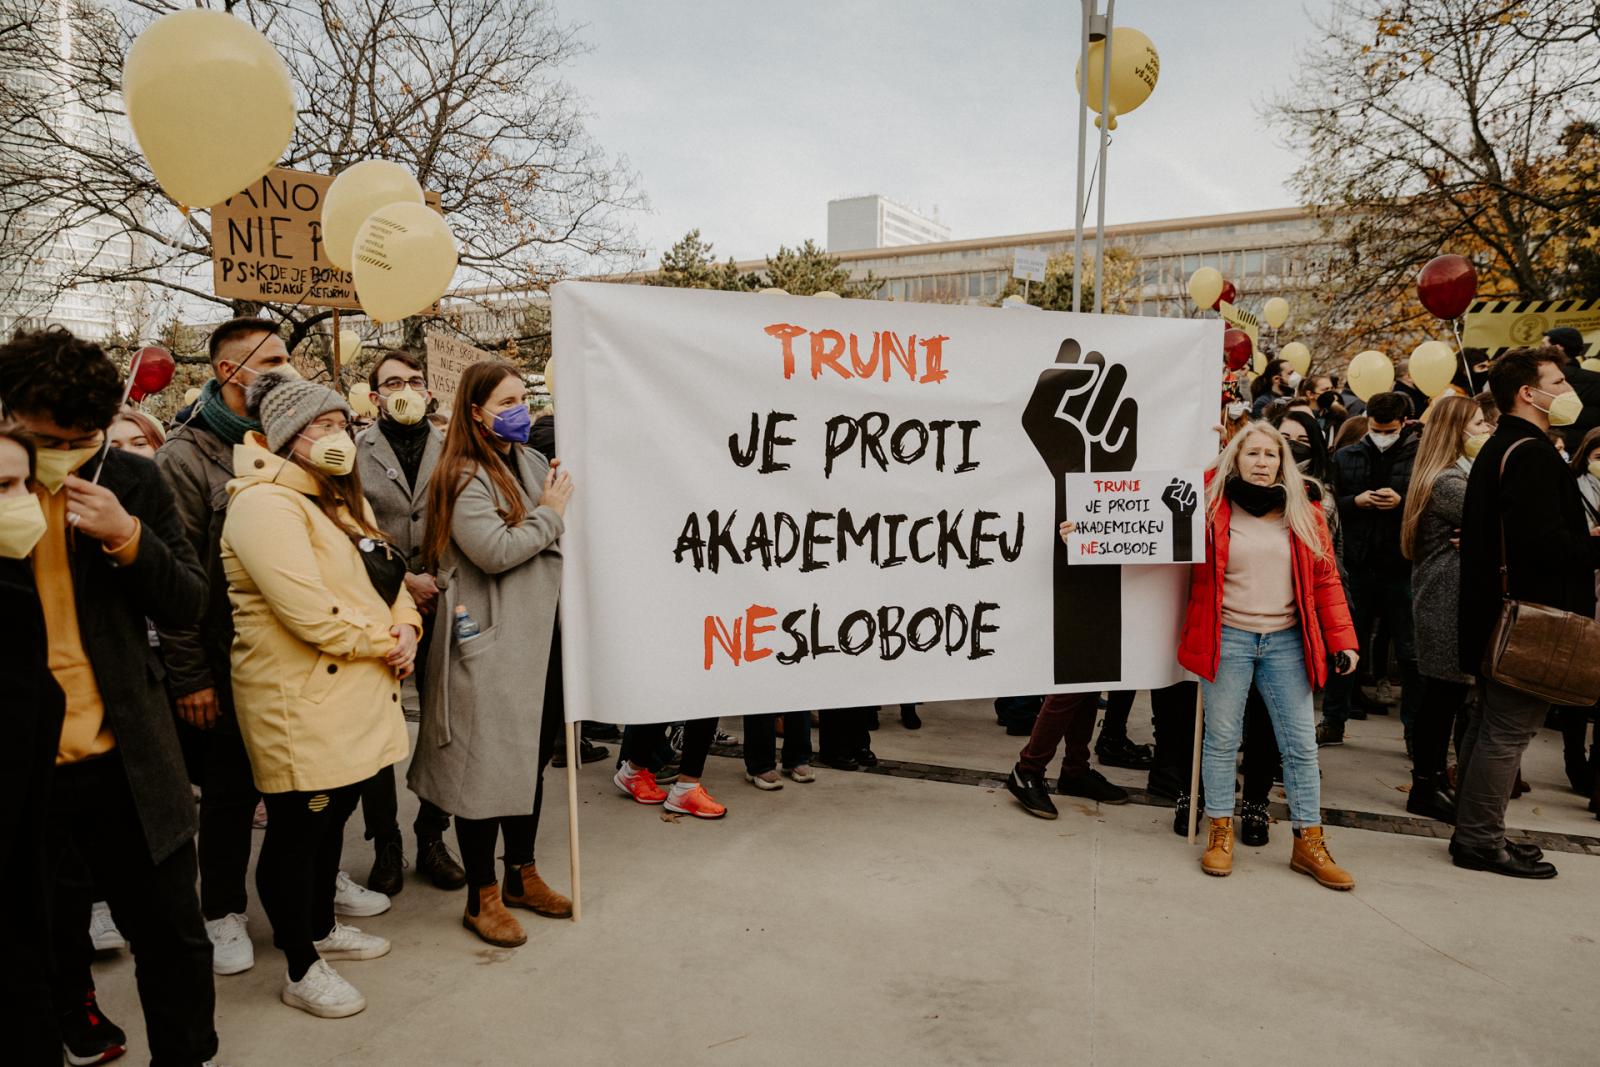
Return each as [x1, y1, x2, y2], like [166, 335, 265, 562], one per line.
[1207, 421, 1330, 559]
[1400, 395, 1477, 561]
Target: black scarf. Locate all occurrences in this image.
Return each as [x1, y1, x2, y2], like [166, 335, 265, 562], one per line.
[378, 415, 431, 489]
[1225, 476, 1287, 517]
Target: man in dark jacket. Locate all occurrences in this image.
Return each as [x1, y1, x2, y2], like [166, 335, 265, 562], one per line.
[1318, 391, 1422, 744]
[0, 328, 218, 1064]
[1454, 346, 1600, 878]
[1543, 326, 1600, 452]
[156, 316, 294, 979]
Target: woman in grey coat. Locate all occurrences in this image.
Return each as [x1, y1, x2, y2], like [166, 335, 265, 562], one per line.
[1401, 396, 1492, 823]
[410, 362, 575, 947]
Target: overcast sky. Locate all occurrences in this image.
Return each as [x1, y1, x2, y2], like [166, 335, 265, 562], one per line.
[566, 0, 1321, 264]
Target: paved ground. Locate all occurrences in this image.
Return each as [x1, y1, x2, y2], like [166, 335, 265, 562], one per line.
[92, 697, 1600, 1065]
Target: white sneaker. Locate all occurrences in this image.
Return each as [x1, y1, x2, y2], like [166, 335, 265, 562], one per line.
[333, 870, 391, 917]
[313, 920, 391, 961]
[89, 901, 127, 951]
[281, 959, 366, 1018]
[205, 912, 254, 975]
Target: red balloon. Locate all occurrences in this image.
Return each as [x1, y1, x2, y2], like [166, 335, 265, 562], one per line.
[128, 346, 175, 402]
[1212, 280, 1237, 311]
[1417, 254, 1477, 320]
[1223, 328, 1253, 371]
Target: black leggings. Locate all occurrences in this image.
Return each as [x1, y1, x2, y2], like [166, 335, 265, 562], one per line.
[1416, 677, 1471, 778]
[454, 624, 565, 888]
[1241, 686, 1281, 804]
[1103, 690, 1136, 740]
[256, 781, 363, 980]
[622, 718, 717, 779]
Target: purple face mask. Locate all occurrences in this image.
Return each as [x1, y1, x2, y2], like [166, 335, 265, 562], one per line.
[489, 404, 532, 443]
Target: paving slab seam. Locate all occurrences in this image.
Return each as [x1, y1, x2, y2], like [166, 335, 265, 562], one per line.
[706, 742, 1600, 855]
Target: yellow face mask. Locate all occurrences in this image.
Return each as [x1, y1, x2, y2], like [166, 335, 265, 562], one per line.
[385, 387, 426, 426]
[1533, 387, 1583, 428]
[1588, 459, 1600, 480]
[34, 445, 100, 494]
[1462, 432, 1491, 461]
[301, 430, 356, 476]
[0, 493, 47, 558]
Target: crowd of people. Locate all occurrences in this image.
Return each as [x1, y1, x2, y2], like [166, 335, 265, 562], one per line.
[1, 319, 1596, 1065]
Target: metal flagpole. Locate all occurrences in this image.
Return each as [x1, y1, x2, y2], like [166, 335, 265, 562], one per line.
[1071, 0, 1093, 314]
[1092, 0, 1116, 315]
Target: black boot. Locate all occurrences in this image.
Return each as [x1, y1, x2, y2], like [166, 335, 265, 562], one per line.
[417, 833, 467, 890]
[1172, 790, 1200, 837]
[1406, 772, 1457, 824]
[1095, 734, 1155, 770]
[367, 834, 405, 896]
[1239, 799, 1270, 847]
[900, 704, 922, 730]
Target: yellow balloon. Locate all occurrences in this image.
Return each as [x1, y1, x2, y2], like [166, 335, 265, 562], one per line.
[1262, 297, 1290, 330]
[1279, 341, 1311, 377]
[322, 161, 425, 271]
[347, 384, 379, 419]
[1252, 350, 1268, 375]
[352, 202, 458, 323]
[122, 11, 295, 210]
[1187, 267, 1223, 310]
[336, 329, 363, 362]
[542, 357, 557, 402]
[1077, 27, 1160, 123]
[812, 291, 841, 299]
[1347, 350, 1395, 402]
[182, 387, 202, 407]
[1409, 340, 1457, 398]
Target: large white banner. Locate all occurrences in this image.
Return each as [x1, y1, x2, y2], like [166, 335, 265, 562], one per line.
[554, 282, 1218, 725]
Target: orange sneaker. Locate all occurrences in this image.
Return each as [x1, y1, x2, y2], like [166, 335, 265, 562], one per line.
[614, 765, 667, 805]
[664, 783, 727, 819]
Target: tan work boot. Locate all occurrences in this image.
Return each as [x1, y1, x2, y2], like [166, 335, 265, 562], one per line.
[1290, 826, 1356, 890]
[1201, 817, 1234, 877]
[504, 862, 573, 918]
[462, 884, 527, 947]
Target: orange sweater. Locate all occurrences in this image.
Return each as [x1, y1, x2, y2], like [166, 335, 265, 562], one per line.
[34, 487, 141, 763]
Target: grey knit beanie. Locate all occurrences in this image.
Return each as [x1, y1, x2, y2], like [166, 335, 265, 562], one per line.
[246, 371, 352, 453]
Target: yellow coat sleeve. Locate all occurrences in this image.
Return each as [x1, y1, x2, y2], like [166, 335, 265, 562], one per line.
[228, 488, 395, 660]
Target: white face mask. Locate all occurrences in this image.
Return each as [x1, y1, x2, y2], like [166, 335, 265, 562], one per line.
[1368, 430, 1400, 451]
[1225, 402, 1247, 421]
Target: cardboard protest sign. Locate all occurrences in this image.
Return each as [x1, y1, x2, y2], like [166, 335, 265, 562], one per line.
[1064, 470, 1204, 565]
[1463, 297, 1600, 360]
[211, 167, 440, 310]
[423, 331, 494, 411]
[553, 282, 1219, 724]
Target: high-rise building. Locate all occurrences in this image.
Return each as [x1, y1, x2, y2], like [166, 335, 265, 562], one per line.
[0, 0, 139, 341]
[827, 195, 950, 253]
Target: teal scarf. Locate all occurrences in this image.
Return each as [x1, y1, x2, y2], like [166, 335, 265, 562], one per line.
[197, 379, 260, 446]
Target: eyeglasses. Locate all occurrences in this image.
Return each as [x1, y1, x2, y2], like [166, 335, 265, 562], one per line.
[303, 417, 350, 437]
[378, 376, 427, 392]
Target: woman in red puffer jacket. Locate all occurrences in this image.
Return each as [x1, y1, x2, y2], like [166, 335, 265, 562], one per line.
[1177, 421, 1359, 890]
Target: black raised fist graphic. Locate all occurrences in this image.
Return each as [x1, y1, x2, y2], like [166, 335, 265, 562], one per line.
[1161, 478, 1198, 563]
[1022, 338, 1139, 685]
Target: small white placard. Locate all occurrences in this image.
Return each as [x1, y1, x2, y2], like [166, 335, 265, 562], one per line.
[1012, 249, 1048, 283]
[1064, 469, 1206, 565]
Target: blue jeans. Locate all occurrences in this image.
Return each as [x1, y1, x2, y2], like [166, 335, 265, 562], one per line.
[1201, 626, 1323, 828]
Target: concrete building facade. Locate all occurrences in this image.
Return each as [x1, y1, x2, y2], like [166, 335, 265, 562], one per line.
[827, 195, 951, 253]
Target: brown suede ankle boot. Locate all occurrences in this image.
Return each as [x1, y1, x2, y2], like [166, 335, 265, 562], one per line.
[1290, 826, 1355, 890]
[504, 862, 573, 918]
[1201, 817, 1233, 877]
[463, 883, 527, 946]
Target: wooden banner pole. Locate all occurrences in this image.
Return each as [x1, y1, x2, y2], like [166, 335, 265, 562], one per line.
[565, 720, 582, 922]
[1187, 684, 1204, 845]
[331, 308, 342, 383]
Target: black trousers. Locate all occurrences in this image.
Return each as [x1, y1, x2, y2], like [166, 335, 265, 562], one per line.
[359, 619, 451, 843]
[1416, 677, 1471, 779]
[454, 619, 565, 888]
[188, 711, 260, 920]
[623, 717, 717, 779]
[47, 754, 217, 1066]
[742, 711, 813, 774]
[1241, 685, 1281, 804]
[1150, 682, 1200, 785]
[256, 781, 363, 978]
[818, 706, 877, 759]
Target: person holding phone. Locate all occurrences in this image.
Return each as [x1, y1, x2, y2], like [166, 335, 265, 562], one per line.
[1176, 421, 1361, 889]
[222, 371, 420, 1018]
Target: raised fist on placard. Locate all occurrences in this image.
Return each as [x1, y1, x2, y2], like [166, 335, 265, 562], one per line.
[1162, 477, 1198, 563]
[1021, 337, 1142, 686]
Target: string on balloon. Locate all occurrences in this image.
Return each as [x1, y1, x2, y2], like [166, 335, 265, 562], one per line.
[1450, 316, 1476, 395]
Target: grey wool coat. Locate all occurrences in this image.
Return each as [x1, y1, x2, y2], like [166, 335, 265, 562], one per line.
[355, 423, 442, 572]
[1411, 464, 1470, 682]
[408, 445, 564, 820]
